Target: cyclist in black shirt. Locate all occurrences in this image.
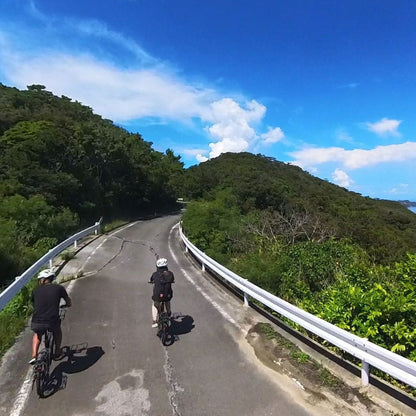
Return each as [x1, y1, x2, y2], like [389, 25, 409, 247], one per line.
[29, 269, 71, 364]
[149, 258, 174, 327]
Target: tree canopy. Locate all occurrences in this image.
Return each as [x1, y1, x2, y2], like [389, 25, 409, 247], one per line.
[181, 152, 416, 264]
[0, 84, 184, 285]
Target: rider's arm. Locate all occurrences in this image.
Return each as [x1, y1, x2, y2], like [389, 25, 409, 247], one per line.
[60, 285, 72, 307]
[64, 296, 72, 307]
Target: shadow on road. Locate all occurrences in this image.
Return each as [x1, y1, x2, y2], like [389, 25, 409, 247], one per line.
[171, 314, 195, 337]
[40, 344, 105, 398]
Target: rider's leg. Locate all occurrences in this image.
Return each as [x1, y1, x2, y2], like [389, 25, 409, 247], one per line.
[54, 325, 63, 357]
[152, 301, 159, 326]
[31, 332, 41, 360]
[165, 301, 171, 316]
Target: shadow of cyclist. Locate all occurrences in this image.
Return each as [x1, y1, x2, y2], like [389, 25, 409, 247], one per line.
[41, 344, 105, 398]
[170, 314, 195, 337]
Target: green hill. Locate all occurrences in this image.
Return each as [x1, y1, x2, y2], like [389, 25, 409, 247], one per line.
[182, 152, 416, 264]
[0, 84, 184, 284]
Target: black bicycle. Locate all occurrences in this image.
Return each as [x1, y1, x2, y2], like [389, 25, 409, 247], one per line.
[157, 302, 172, 346]
[33, 307, 66, 398]
[148, 280, 173, 346]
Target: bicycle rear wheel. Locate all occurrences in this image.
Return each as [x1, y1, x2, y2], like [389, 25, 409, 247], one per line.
[45, 330, 56, 364]
[160, 322, 169, 345]
[35, 363, 47, 398]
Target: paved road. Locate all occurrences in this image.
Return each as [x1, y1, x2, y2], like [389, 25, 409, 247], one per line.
[1, 215, 326, 416]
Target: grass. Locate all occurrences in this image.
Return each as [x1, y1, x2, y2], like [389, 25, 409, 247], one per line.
[0, 280, 36, 359]
[102, 220, 129, 233]
[61, 251, 75, 262]
[257, 322, 344, 389]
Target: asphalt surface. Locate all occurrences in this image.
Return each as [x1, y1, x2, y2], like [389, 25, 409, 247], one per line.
[0, 215, 342, 416]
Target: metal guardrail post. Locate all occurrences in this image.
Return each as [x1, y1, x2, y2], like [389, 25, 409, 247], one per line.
[243, 292, 249, 307]
[361, 338, 370, 385]
[95, 217, 103, 235]
[201, 262, 206, 272]
[362, 360, 370, 386]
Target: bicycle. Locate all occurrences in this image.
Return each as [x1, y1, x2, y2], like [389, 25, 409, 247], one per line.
[32, 307, 66, 398]
[157, 302, 172, 346]
[148, 280, 173, 346]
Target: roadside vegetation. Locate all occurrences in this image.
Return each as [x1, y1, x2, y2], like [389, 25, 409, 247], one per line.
[0, 84, 184, 289]
[0, 84, 183, 359]
[180, 153, 416, 393]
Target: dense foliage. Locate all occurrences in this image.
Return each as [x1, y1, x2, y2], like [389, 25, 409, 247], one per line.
[0, 84, 183, 286]
[181, 152, 416, 264]
[181, 153, 416, 367]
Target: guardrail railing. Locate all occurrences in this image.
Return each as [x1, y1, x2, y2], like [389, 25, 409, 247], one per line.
[0, 218, 102, 313]
[179, 224, 416, 388]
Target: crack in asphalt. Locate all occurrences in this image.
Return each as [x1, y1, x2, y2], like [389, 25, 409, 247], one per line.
[163, 348, 183, 416]
[93, 236, 162, 275]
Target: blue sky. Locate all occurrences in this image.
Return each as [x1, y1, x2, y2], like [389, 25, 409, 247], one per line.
[0, 0, 415, 201]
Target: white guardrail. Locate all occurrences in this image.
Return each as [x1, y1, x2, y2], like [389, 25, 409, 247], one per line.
[0, 219, 102, 313]
[179, 224, 416, 388]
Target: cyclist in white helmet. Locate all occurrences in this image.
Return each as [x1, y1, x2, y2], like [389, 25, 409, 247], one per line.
[149, 258, 175, 328]
[29, 269, 71, 364]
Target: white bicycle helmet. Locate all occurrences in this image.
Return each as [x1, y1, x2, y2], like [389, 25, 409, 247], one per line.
[156, 258, 168, 268]
[37, 269, 55, 281]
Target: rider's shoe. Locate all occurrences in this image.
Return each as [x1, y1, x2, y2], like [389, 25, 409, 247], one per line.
[28, 357, 37, 365]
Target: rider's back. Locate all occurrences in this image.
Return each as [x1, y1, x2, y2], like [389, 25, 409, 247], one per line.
[32, 284, 67, 324]
[151, 269, 174, 301]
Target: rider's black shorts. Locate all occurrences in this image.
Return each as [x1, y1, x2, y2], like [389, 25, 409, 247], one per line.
[31, 320, 61, 335]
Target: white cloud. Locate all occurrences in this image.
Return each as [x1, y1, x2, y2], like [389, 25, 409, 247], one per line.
[389, 183, 409, 195]
[196, 154, 209, 163]
[205, 98, 267, 158]
[0, 47, 215, 121]
[332, 169, 353, 187]
[366, 118, 402, 137]
[260, 126, 285, 144]
[338, 82, 359, 89]
[0, 9, 285, 164]
[68, 19, 155, 64]
[337, 129, 354, 144]
[290, 141, 416, 171]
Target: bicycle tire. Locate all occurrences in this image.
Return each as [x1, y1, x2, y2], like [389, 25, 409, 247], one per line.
[161, 323, 168, 345]
[35, 364, 46, 398]
[34, 330, 54, 398]
[45, 330, 55, 365]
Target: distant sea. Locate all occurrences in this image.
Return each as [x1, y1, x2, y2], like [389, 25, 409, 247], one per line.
[409, 207, 416, 214]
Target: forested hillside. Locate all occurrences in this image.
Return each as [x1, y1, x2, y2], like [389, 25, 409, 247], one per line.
[181, 152, 416, 264]
[181, 153, 416, 369]
[0, 84, 183, 286]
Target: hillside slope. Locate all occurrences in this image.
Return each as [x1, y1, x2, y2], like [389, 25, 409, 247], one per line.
[182, 152, 416, 263]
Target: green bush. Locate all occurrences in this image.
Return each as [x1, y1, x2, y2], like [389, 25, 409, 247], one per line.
[0, 280, 36, 358]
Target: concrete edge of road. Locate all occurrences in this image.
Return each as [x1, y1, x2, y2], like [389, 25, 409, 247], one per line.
[179, 238, 416, 416]
[56, 221, 140, 283]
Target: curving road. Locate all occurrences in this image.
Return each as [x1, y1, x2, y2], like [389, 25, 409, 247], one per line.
[1, 215, 331, 416]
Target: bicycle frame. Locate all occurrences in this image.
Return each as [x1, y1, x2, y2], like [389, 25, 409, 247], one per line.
[32, 307, 65, 398]
[33, 329, 55, 398]
[157, 303, 171, 346]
